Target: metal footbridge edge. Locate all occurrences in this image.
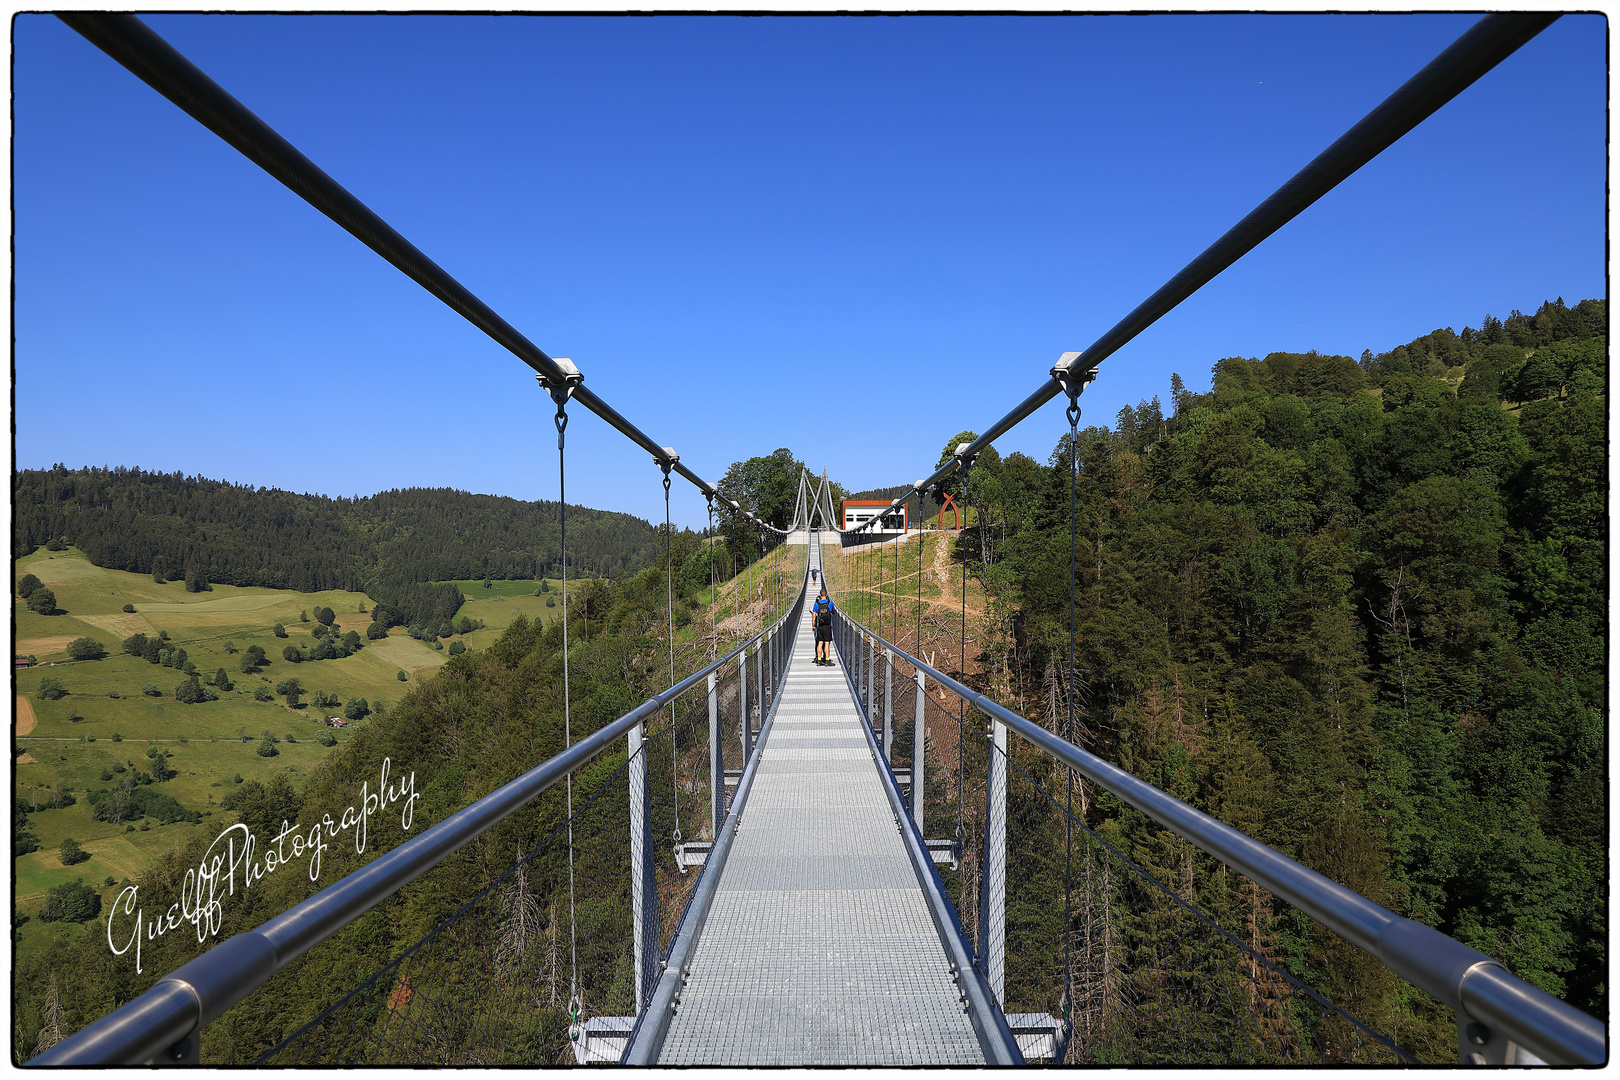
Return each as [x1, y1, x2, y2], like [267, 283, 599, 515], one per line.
[831, 603, 1024, 1066]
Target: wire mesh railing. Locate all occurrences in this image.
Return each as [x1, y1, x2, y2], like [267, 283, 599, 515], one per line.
[833, 613, 1423, 1065]
[253, 600, 792, 1067]
[257, 737, 643, 1066]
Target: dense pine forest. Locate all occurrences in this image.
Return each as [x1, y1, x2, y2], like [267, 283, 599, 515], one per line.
[12, 296, 1604, 1061]
[941, 297, 1605, 1034]
[12, 472, 664, 599]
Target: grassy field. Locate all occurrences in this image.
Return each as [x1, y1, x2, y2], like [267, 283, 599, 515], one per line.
[10, 548, 459, 923]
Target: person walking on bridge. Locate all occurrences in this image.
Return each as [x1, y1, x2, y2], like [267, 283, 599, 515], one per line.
[812, 588, 834, 665]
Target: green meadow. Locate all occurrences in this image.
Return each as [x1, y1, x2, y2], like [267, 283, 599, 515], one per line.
[11, 549, 453, 924]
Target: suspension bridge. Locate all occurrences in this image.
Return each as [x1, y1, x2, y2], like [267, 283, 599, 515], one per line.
[31, 12, 1604, 1068]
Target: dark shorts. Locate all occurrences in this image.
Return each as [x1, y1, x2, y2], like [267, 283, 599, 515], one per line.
[815, 625, 832, 642]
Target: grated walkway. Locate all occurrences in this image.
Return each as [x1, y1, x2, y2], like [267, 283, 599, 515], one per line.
[657, 553, 983, 1065]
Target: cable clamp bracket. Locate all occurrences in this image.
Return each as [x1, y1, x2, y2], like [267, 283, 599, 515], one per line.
[1051, 351, 1099, 425]
[657, 448, 678, 494]
[537, 358, 584, 446]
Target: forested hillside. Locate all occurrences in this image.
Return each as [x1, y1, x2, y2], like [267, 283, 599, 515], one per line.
[12, 471, 663, 595]
[12, 296, 1603, 1060]
[937, 297, 1605, 1034]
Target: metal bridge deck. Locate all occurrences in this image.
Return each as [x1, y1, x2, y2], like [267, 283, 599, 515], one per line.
[657, 565, 982, 1065]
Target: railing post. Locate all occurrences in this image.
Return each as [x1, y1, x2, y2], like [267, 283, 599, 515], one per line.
[740, 645, 751, 760]
[913, 668, 926, 831]
[866, 633, 876, 726]
[708, 671, 721, 836]
[628, 719, 656, 1011]
[756, 636, 764, 749]
[883, 648, 893, 762]
[982, 719, 1008, 1005]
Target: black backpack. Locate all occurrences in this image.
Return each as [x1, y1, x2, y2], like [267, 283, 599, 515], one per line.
[815, 603, 831, 629]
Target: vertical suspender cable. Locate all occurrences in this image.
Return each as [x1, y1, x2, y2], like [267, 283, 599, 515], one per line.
[540, 370, 583, 1031]
[1063, 390, 1082, 1050]
[957, 462, 971, 843]
[706, 494, 716, 661]
[662, 464, 681, 847]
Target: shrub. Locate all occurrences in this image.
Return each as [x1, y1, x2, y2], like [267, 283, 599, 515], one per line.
[17, 573, 41, 599]
[285, 733, 297, 744]
[39, 878, 100, 923]
[44, 537, 63, 552]
[397, 670, 408, 682]
[272, 624, 287, 638]
[314, 606, 335, 626]
[36, 677, 66, 701]
[310, 622, 330, 640]
[27, 589, 57, 615]
[366, 621, 388, 640]
[214, 668, 233, 692]
[448, 640, 466, 656]
[142, 683, 161, 697]
[46, 782, 76, 809]
[311, 638, 338, 661]
[184, 570, 211, 593]
[316, 730, 337, 747]
[58, 838, 90, 866]
[107, 691, 119, 699]
[282, 645, 303, 663]
[158, 630, 170, 641]
[253, 685, 274, 702]
[256, 737, 279, 758]
[343, 698, 370, 721]
[223, 641, 238, 654]
[299, 610, 309, 622]
[90, 785, 196, 825]
[173, 677, 216, 704]
[122, 603, 136, 613]
[111, 733, 122, 741]
[66, 637, 106, 661]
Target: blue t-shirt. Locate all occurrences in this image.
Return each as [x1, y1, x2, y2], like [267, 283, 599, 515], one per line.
[812, 598, 834, 616]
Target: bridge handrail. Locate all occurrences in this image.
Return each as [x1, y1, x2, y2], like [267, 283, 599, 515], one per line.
[833, 609, 1604, 1066]
[29, 606, 800, 1067]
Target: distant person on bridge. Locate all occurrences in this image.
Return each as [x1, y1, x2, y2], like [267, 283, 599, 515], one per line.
[810, 567, 818, 584]
[812, 588, 834, 665]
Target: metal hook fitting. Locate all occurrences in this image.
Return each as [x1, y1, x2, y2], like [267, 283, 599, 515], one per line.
[537, 358, 584, 449]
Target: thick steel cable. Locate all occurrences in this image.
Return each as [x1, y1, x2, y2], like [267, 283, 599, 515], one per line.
[56, 12, 745, 505]
[819, 12, 1560, 530]
[662, 464, 681, 846]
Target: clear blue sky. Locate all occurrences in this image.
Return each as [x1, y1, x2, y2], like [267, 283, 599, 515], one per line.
[14, 13, 1605, 529]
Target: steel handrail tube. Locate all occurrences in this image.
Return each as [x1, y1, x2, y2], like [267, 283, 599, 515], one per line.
[839, 612, 1604, 1066]
[30, 622, 781, 1066]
